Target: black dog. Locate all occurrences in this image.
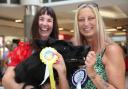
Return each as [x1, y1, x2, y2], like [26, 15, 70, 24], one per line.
[14, 38, 90, 89]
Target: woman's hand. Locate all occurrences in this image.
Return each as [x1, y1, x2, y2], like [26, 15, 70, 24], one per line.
[85, 51, 97, 77]
[53, 51, 66, 75]
[53, 51, 69, 89]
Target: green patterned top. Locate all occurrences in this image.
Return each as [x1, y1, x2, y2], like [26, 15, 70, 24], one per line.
[70, 49, 108, 89]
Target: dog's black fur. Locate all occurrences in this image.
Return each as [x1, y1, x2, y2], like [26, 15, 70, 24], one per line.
[14, 38, 90, 89]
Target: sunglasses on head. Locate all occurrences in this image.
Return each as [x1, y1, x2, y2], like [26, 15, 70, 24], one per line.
[78, 2, 99, 10]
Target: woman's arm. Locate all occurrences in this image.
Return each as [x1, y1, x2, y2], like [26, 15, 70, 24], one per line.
[57, 69, 69, 89]
[2, 66, 24, 89]
[85, 44, 125, 89]
[103, 44, 125, 89]
[53, 52, 70, 89]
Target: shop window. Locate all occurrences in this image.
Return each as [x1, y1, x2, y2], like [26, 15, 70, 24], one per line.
[43, 0, 68, 3]
[43, 0, 48, 3]
[52, 0, 67, 2]
[0, 0, 7, 3]
[11, 0, 20, 4]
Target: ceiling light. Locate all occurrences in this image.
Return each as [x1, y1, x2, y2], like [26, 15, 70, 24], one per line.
[116, 26, 122, 29]
[106, 28, 117, 32]
[70, 30, 74, 33]
[15, 19, 22, 23]
[99, 10, 117, 18]
[114, 32, 126, 35]
[122, 29, 127, 32]
[99, 9, 127, 18]
[59, 27, 64, 31]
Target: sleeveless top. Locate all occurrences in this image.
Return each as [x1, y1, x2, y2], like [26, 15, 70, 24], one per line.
[70, 48, 108, 89]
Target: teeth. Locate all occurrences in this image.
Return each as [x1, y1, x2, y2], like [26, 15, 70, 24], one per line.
[84, 29, 90, 31]
[43, 29, 47, 31]
[41, 28, 48, 31]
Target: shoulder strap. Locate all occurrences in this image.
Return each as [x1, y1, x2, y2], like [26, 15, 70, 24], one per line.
[101, 48, 106, 58]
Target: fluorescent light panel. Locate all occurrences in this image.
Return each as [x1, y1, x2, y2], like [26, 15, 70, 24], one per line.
[106, 28, 117, 32]
[15, 19, 22, 23]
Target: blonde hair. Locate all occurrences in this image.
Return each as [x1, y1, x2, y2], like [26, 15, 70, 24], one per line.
[74, 3, 113, 53]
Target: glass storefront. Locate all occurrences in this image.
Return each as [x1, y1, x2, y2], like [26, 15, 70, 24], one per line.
[0, 0, 7, 3]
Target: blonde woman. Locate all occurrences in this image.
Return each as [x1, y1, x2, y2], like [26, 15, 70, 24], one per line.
[71, 2, 125, 89]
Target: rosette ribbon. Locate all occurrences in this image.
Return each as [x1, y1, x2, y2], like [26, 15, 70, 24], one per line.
[40, 47, 58, 89]
[72, 69, 87, 89]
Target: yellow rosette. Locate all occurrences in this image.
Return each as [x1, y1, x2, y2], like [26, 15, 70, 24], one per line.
[40, 47, 58, 89]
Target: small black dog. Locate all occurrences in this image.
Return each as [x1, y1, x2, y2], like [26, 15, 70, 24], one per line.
[14, 38, 90, 89]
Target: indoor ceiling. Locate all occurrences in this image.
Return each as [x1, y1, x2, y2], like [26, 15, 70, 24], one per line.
[0, 0, 128, 37]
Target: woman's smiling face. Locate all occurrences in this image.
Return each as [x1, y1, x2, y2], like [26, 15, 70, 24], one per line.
[38, 12, 53, 40]
[78, 7, 97, 38]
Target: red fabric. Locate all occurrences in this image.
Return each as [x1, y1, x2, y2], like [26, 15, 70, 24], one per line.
[125, 56, 128, 71]
[8, 42, 32, 66]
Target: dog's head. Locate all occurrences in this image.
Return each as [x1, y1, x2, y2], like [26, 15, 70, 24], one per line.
[35, 38, 90, 66]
